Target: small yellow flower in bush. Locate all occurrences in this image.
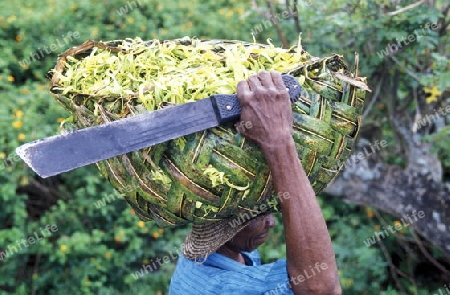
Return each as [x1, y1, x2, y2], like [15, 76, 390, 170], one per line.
[15, 35, 23, 42]
[105, 251, 111, 259]
[18, 133, 26, 141]
[152, 231, 160, 239]
[57, 118, 65, 123]
[15, 110, 24, 118]
[374, 225, 380, 231]
[366, 208, 374, 218]
[424, 85, 441, 104]
[393, 221, 402, 228]
[60, 245, 67, 251]
[0, 153, 5, 159]
[7, 15, 16, 23]
[12, 121, 23, 128]
[7, 75, 15, 82]
[158, 228, 164, 234]
[341, 277, 354, 288]
[137, 221, 145, 228]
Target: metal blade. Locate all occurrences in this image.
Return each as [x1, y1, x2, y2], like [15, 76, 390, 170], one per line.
[16, 98, 219, 178]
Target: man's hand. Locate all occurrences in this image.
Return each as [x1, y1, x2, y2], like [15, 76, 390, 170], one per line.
[236, 71, 294, 152]
[236, 71, 342, 295]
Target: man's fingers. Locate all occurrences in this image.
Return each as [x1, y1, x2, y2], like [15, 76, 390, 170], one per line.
[248, 74, 262, 91]
[237, 80, 250, 94]
[270, 71, 289, 92]
[237, 80, 251, 105]
[257, 71, 274, 87]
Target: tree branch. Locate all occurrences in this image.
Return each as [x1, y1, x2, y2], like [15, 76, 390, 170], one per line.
[292, 0, 301, 33]
[265, 0, 290, 48]
[385, 0, 426, 16]
[325, 131, 450, 256]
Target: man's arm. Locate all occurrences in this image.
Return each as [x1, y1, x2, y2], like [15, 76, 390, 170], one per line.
[236, 71, 341, 295]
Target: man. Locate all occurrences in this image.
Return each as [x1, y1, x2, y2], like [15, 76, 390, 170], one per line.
[169, 71, 341, 295]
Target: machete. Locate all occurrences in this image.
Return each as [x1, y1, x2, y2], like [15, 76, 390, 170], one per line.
[16, 74, 302, 178]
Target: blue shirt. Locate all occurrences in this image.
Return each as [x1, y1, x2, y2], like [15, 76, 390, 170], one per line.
[169, 250, 293, 295]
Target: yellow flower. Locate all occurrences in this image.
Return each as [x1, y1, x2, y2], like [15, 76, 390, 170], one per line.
[15, 35, 23, 42]
[57, 118, 65, 123]
[20, 89, 29, 94]
[374, 225, 380, 231]
[7, 75, 15, 82]
[7, 15, 16, 23]
[15, 110, 24, 118]
[152, 232, 160, 239]
[60, 245, 67, 251]
[158, 228, 164, 234]
[366, 208, 374, 218]
[393, 221, 402, 228]
[105, 251, 111, 259]
[137, 221, 145, 228]
[341, 277, 354, 288]
[12, 121, 23, 128]
[225, 10, 234, 19]
[0, 152, 5, 159]
[424, 85, 441, 104]
[90, 27, 99, 38]
[18, 133, 26, 141]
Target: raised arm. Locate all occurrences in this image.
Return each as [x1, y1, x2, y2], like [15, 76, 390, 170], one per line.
[236, 71, 341, 295]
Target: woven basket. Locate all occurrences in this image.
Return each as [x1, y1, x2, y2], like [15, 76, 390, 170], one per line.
[50, 38, 368, 227]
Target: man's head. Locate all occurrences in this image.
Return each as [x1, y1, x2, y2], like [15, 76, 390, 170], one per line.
[219, 214, 275, 253]
[183, 213, 275, 259]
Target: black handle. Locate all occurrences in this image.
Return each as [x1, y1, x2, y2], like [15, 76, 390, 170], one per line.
[211, 74, 302, 124]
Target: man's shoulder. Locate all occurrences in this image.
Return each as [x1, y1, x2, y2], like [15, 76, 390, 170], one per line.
[168, 251, 292, 295]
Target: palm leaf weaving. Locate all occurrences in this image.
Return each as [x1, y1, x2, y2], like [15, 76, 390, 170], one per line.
[49, 37, 369, 227]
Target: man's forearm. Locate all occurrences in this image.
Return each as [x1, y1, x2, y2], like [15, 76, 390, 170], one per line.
[261, 138, 341, 295]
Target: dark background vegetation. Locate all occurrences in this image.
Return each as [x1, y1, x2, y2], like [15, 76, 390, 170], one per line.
[1, 0, 449, 294]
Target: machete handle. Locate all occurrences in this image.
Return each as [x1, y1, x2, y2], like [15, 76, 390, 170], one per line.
[211, 74, 302, 124]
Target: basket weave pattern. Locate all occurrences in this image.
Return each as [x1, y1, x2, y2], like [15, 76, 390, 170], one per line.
[50, 39, 367, 227]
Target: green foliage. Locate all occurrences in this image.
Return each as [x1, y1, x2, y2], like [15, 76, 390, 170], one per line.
[1, 0, 448, 294]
